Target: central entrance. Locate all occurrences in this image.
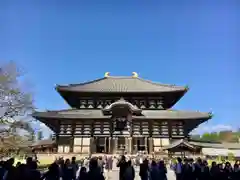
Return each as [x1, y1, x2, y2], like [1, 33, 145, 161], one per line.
[133, 137, 148, 154]
[92, 136, 149, 154]
[117, 137, 125, 154]
[96, 137, 109, 153]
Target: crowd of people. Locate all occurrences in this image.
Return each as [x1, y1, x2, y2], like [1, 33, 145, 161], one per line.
[171, 157, 240, 180]
[0, 154, 240, 180]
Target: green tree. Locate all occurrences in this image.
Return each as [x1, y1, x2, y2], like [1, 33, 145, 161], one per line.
[0, 61, 34, 149]
[48, 134, 53, 140]
[37, 131, 43, 141]
[201, 132, 219, 142]
[228, 152, 235, 162]
[191, 134, 201, 140]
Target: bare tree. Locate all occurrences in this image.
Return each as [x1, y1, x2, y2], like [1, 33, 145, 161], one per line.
[0, 61, 34, 137]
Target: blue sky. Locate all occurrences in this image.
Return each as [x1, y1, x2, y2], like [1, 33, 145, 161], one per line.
[0, 0, 239, 137]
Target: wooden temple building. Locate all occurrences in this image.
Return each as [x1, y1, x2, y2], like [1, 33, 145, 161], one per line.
[32, 72, 212, 154]
[30, 139, 57, 153]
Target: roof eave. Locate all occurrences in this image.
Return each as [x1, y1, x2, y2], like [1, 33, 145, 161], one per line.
[33, 115, 211, 121]
[167, 89, 188, 108]
[55, 85, 188, 94]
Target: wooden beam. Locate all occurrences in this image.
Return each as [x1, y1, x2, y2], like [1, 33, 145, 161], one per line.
[168, 121, 172, 138]
[149, 120, 153, 137]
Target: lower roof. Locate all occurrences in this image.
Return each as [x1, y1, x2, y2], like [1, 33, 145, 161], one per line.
[163, 139, 240, 150]
[32, 109, 211, 120]
[31, 139, 55, 147]
[162, 139, 196, 150]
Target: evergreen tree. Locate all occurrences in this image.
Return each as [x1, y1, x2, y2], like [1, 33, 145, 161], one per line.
[37, 131, 43, 140]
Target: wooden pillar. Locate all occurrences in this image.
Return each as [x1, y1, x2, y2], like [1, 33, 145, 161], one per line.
[91, 121, 94, 137]
[70, 122, 75, 153]
[108, 137, 111, 154]
[56, 120, 60, 152]
[104, 137, 107, 153]
[149, 120, 153, 138]
[55, 133, 59, 151]
[169, 121, 172, 139]
[113, 137, 118, 154]
[125, 137, 128, 154]
[69, 137, 74, 153]
[148, 137, 153, 154]
[128, 137, 132, 154]
[89, 137, 93, 154]
[144, 137, 148, 153]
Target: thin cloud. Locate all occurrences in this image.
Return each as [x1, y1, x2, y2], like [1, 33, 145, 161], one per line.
[191, 124, 233, 135]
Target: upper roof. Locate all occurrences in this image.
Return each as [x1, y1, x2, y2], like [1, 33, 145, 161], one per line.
[56, 72, 188, 93]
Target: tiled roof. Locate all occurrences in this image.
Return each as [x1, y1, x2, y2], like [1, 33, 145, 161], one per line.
[162, 139, 195, 150]
[31, 139, 55, 147]
[102, 98, 142, 115]
[32, 109, 211, 120]
[163, 140, 240, 152]
[56, 76, 187, 93]
[189, 141, 240, 149]
[202, 148, 240, 157]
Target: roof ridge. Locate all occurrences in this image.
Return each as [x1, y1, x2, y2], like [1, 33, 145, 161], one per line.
[166, 109, 212, 114]
[56, 77, 107, 87]
[56, 75, 187, 89]
[105, 76, 187, 88]
[136, 77, 186, 88]
[45, 108, 77, 112]
[166, 109, 199, 112]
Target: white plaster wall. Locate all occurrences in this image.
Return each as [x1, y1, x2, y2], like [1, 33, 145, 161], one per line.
[161, 138, 170, 146]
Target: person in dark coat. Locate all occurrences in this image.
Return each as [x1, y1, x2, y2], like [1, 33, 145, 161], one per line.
[87, 158, 104, 180]
[139, 159, 149, 180]
[174, 157, 183, 180]
[25, 161, 41, 180]
[182, 158, 192, 180]
[117, 155, 128, 180]
[210, 161, 218, 180]
[4, 158, 16, 180]
[62, 159, 74, 180]
[0, 161, 6, 180]
[194, 158, 202, 180]
[14, 164, 27, 180]
[232, 163, 240, 180]
[123, 160, 135, 180]
[216, 163, 227, 180]
[224, 161, 233, 180]
[199, 160, 210, 180]
[41, 162, 60, 180]
[77, 167, 87, 180]
[158, 160, 167, 180]
[149, 160, 160, 180]
[71, 157, 79, 180]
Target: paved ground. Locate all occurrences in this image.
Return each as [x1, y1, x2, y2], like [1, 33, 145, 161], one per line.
[100, 167, 175, 180]
[75, 158, 176, 180]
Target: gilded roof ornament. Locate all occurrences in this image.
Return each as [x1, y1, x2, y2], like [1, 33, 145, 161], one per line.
[209, 110, 214, 118]
[132, 72, 138, 78]
[104, 72, 110, 77]
[209, 112, 214, 118]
